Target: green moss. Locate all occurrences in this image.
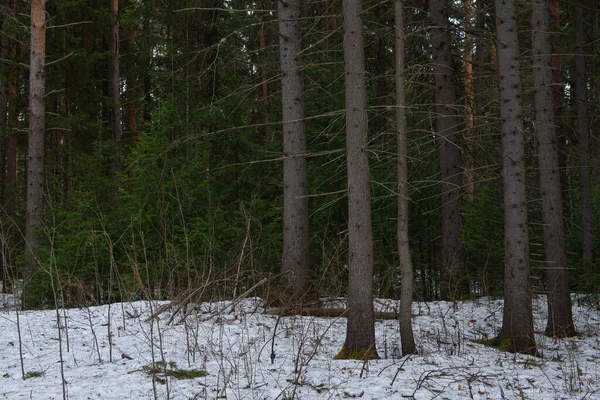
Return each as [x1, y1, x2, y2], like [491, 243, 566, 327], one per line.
[473, 337, 496, 347]
[23, 371, 43, 379]
[165, 369, 208, 379]
[472, 337, 513, 352]
[497, 338, 514, 352]
[141, 362, 208, 383]
[334, 345, 379, 360]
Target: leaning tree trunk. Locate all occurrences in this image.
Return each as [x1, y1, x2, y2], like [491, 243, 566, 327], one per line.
[395, 0, 416, 356]
[335, 0, 378, 360]
[574, 0, 593, 267]
[278, 0, 311, 304]
[24, 0, 46, 306]
[531, 0, 575, 338]
[495, 0, 537, 355]
[428, 0, 467, 300]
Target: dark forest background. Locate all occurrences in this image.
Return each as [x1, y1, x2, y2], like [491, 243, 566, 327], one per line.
[0, 0, 598, 308]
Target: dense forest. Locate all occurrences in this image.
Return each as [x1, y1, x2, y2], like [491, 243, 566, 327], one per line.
[0, 0, 598, 358]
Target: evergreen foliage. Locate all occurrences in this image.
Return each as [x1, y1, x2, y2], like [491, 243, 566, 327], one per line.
[0, 0, 597, 310]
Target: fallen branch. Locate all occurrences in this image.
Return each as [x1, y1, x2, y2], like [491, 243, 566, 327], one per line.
[265, 307, 397, 320]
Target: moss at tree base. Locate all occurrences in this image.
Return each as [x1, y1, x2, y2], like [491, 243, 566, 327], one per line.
[334, 345, 379, 360]
[474, 336, 538, 356]
[473, 337, 515, 352]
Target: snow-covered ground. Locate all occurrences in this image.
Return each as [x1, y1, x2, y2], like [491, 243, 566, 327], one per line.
[1, 293, 598, 399]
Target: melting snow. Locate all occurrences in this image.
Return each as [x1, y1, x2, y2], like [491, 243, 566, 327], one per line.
[1, 293, 598, 399]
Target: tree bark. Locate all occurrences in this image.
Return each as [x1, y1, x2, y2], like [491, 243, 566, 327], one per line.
[464, 0, 475, 200]
[3, 0, 17, 294]
[374, 2, 388, 134]
[324, 0, 336, 50]
[428, 0, 468, 300]
[395, 0, 416, 356]
[574, 0, 593, 267]
[531, 0, 575, 338]
[548, 0, 568, 214]
[278, 0, 311, 303]
[127, 3, 138, 150]
[335, 0, 378, 360]
[24, 0, 46, 304]
[496, 0, 537, 355]
[0, 0, 7, 204]
[0, 0, 10, 293]
[258, 0, 271, 144]
[108, 0, 122, 177]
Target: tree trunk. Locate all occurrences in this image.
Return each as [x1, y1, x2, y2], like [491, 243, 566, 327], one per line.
[324, 0, 336, 50]
[24, 0, 46, 305]
[428, 0, 468, 300]
[374, 3, 388, 134]
[335, 0, 378, 360]
[3, 0, 17, 294]
[464, 0, 475, 200]
[574, 0, 593, 267]
[0, 0, 9, 292]
[0, 0, 7, 205]
[474, 0, 497, 136]
[127, 4, 138, 150]
[108, 0, 122, 177]
[395, 0, 416, 356]
[548, 0, 568, 214]
[496, 0, 537, 355]
[258, 0, 271, 144]
[531, 0, 575, 338]
[278, 0, 311, 303]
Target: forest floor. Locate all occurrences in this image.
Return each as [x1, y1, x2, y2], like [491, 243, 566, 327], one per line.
[0, 291, 598, 399]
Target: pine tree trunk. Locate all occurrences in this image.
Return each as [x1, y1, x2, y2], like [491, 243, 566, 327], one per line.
[548, 0, 569, 214]
[0, 0, 9, 293]
[428, 0, 467, 300]
[324, 0, 336, 49]
[574, 0, 593, 267]
[24, 0, 46, 305]
[4, 0, 17, 293]
[496, 0, 537, 355]
[127, 6, 138, 150]
[531, 0, 575, 338]
[374, 3, 387, 134]
[395, 0, 416, 356]
[0, 0, 7, 203]
[464, 0, 475, 200]
[278, 0, 311, 303]
[258, 0, 271, 144]
[108, 0, 122, 177]
[335, 0, 378, 360]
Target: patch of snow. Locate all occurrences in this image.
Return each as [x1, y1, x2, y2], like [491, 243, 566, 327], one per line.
[0, 293, 598, 399]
